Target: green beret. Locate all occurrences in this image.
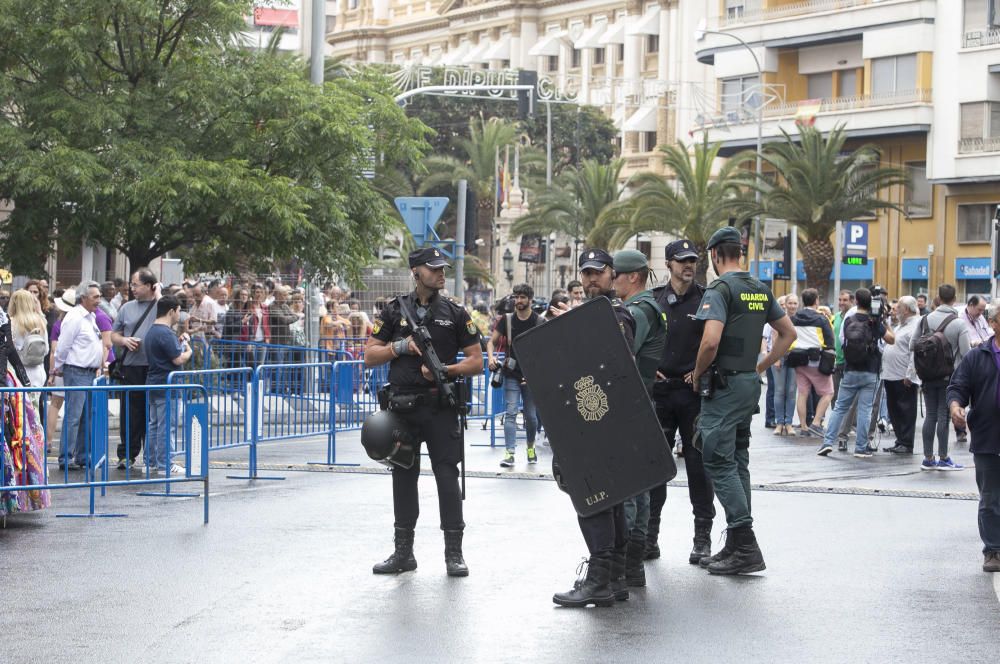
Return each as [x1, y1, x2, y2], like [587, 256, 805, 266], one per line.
[706, 227, 742, 250]
[612, 249, 649, 273]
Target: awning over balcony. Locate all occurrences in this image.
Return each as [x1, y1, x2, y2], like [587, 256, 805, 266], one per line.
[623, 105, 658, 132]
[463, 40, 493, 64]
[612, 106, 626, 129]
[599, 20, 627, 45]
[483, 36, 511, 61]
[575, 22, 607, 49]
[529, 31, 567, 57]
[626, 7, 660, 36]
[440, 43, 471, 66]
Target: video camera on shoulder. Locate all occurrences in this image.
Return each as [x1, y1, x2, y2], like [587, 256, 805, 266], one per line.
[870, 285, 890, 321]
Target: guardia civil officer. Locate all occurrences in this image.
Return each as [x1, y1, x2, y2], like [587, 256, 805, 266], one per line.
[648, 239, 717, 565]
[551, 248, 637, 608]
[611, 249, 666, 589]
[692, 228, 795, 575]
[364, 248, 483, 577]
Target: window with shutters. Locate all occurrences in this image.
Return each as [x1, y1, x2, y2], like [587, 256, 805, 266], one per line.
[958, 204, 995, 243]
[646, 35, 659, 55]
[838, 69, 858, 97]
[642, 131, 658, 152]
[963, 0, 1000, 46]
[547, 55, 559, 72]
[870, 54, 917, 95]
[807, 72, 833, 99]
[904, 162, 932, 218]
[726, 0, 746, 20]
[720, 75, 760, 114]
[594, 48, 605, 65]
[571, 49, 581, 68]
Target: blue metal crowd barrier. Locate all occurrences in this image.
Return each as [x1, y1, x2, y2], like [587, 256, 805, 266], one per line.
[204, 339, 353, 371]
[0, 383, 210, 523]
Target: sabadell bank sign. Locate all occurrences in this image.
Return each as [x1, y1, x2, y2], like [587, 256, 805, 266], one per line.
[959, 263, 991, 278]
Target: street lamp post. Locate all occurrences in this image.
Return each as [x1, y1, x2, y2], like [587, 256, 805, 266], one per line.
[502, 248, 514, 290]
[695, 25, 764, 280]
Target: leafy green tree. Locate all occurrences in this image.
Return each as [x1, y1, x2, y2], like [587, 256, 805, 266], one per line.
[401, 89, 618, 171]
[0, 0, 428, 279]
[623, 137, 750, 284]
[510, 159, 631, 257]
[754, 125, 909, 291]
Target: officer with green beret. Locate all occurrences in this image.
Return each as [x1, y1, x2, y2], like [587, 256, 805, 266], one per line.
[612, 249, 666, 588]
[691, 227, 795, 575]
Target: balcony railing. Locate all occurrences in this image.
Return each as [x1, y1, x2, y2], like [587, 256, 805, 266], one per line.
[963, 28, 1000, 48]
[958, 136, 1000, 154]
[709, 88, 932, 127]
[720, 0, 874, 27]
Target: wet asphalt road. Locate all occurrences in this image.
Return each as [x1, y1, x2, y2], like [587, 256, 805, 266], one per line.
[2, 399, 998, 663]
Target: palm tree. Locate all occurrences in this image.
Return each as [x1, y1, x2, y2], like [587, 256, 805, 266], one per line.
[754, 124, 909, 292]
[623, 137, 751, 284]
[510, 159, 632, 261]
[418, 116, 522, 269]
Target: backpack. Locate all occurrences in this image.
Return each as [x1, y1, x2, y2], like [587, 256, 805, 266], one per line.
[842, 314, 876, 368]
[912, 313, 958, 382]
[20, 332, 47, 367]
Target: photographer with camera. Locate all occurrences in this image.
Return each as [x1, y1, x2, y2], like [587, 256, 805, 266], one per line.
[817, 288, 895, 458]
[487, 284, 542, 468]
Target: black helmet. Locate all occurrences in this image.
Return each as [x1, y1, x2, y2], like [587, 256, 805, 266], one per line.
[361, 411, 417, 469]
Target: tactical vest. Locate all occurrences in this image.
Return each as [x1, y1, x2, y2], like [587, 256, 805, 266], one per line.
[626, 291, 667, 389]
[709, 272, 773, 372]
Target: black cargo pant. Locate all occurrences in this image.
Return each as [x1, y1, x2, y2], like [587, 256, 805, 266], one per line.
[117, 364, 149, 462]
[392, 402, 464, 531]
[578, 503, 628, 558]
[649, 383, 717, 523]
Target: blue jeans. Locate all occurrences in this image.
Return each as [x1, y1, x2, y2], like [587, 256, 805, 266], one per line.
[823, 371, 878, 452]
[765, 366, 776, 424]
[59, 365, 95, 466]
[503, 376, 537, 452]
[147, 392, 172, 470]
[772, 363, 797, 425]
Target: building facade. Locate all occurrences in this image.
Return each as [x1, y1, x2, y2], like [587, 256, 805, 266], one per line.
[328, 0, 1000, 301]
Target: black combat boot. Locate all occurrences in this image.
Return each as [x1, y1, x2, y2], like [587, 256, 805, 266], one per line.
[689, 517, 712, 565]
[625, 531, 647, 587]
[644, 513, 661, 560]
[373, 527, 417, 575]
[552, 555, 616, 608]
[706, 526, 766, 575]
[699, 528, 733, 569]
[610, 547, 629, 601]
[443, 530, 469, 577]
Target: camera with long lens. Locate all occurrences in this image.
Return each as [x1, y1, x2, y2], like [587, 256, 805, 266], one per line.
[490, 356, 517, 388]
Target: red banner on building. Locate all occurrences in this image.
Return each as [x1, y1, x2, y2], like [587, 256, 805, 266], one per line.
[253, 7, 299, 28]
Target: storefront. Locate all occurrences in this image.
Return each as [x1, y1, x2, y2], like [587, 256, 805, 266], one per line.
[747, 260, 875, 303]
[900, 258, 929, 298]
[955, 257, 993, 301]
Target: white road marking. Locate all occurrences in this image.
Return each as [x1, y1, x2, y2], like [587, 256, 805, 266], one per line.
[994, 572, 999, 605]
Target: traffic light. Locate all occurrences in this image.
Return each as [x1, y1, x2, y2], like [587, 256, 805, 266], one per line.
[517, 70, 538, 120]
[464, 187, 478, 255]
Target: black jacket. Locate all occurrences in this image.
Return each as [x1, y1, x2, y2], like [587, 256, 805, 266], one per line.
[947, 342, 1000, 455]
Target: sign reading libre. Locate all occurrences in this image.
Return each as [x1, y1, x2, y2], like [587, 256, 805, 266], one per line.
[843, 256, 868, 266]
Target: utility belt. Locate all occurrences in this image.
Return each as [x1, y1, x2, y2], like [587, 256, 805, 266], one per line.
[377, 381, 468, 413]
[655, 375, 689, 389]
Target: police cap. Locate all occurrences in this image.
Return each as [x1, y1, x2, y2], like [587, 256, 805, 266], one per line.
[579, 248, 614, 271]
[612, 249, 649, 273]
[665, 239, 699, 261]
[706, 227, 742, 250]
[408, 247, 451, 269]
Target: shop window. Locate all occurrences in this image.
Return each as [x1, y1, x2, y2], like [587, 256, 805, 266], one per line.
[957, 204, 995, 243]
[905, 162, 932, 217]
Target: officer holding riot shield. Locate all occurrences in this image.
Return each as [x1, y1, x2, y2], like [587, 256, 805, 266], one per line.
[692, 228, 795, 575]
[363, 248, 483, 577]
[550, 249, 637, 608]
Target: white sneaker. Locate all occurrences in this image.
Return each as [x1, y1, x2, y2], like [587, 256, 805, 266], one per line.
[167, 464, 186, 477]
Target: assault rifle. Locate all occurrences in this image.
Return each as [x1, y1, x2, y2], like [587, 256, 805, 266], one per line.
[397, 295, 468, 498]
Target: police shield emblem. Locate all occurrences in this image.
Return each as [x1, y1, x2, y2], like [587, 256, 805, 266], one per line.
[514, 297, 676, 517]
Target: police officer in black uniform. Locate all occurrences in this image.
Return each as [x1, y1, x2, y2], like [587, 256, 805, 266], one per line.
[551, 249, 637, 608]
[364, 248, 483, 577]
[648, 240, 717, 564]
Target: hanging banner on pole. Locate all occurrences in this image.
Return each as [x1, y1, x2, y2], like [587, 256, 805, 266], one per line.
[518, 234, 543, 263]
[762, 220, 788, 261]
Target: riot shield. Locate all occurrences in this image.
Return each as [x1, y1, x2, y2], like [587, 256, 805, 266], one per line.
[514, 297, 676, 517]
